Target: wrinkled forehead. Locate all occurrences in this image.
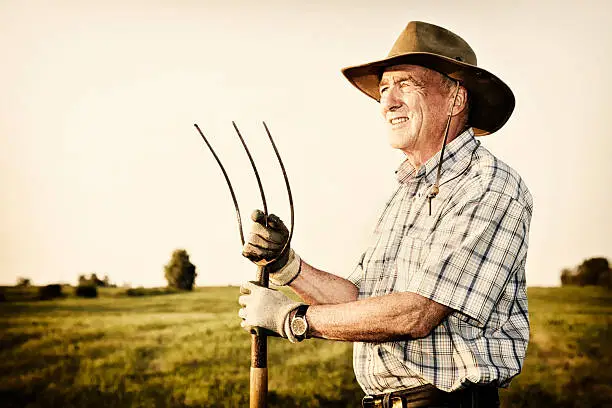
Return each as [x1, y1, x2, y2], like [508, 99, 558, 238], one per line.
[379, 64, 441, 86]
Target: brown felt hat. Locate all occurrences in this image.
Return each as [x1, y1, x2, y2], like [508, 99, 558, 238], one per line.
[341, 21, 515, 136]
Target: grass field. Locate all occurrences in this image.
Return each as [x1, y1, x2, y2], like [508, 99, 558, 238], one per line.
[0, 286, 610, 407]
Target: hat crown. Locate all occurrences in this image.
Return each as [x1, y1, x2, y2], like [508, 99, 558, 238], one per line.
[388, 21, 477, 66]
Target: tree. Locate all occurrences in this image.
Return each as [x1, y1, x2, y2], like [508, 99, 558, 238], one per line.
[16, 277, 31, 287]
[78, 273, 111, 287]
[164, 249, 197, 290]
[560, 257, 611, 289]
[576, 258, 610, 286]
[90, 273, 104, 287]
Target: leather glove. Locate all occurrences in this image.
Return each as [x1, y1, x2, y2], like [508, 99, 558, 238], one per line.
[238, 281, 305, 340]
[242, 209, 301, 286]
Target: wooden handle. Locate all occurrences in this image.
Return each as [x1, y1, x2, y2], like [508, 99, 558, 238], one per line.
[250, 367, 268, 408]
[250, 265, 269, 408]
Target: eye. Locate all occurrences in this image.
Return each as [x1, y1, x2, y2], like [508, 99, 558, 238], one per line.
[379, 86, 389, 95]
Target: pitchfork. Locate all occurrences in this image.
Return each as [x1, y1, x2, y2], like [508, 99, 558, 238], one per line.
[193, 121, 294, 408]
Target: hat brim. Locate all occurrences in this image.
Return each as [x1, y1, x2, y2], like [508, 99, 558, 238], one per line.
[341, 52, 515, 136]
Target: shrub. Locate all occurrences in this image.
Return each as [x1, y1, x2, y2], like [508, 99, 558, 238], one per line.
[125, 287, 177, 297]
[39, 284, 63, 300]
[75, 285, 98, 298]
[126, 287, 156, 297]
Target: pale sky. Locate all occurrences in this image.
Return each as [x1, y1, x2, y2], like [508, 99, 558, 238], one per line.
[1, 0, 611, 287]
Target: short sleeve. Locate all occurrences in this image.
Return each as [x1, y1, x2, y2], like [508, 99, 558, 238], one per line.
[405, 191, 530, 327]
[346, 252, 366, 288]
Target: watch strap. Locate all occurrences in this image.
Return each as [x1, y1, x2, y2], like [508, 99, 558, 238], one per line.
[294, 304, 308, 319]
[291, 304, 310, 341]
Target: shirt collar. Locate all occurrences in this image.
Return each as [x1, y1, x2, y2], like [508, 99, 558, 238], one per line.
[395, 128, 479, 185]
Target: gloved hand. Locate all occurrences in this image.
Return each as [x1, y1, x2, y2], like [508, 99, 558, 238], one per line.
[238, 281, 305, 341]
[242, 209, 301, 286]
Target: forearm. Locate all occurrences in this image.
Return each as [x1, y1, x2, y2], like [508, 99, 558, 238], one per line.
[288, 259, 359, 305]
[305, 292, 451, 342]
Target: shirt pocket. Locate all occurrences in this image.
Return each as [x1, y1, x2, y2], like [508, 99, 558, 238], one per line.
[394, 236, 424, 292]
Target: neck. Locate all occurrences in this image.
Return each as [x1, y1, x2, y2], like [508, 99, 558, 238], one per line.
[402, 120, 467, 171]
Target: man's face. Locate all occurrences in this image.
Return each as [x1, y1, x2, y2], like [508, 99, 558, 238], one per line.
[379, 65, 454, 155]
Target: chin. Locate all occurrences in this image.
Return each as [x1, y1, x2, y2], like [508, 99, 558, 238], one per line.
[388, 140, 406, 151]
[388, 132, 412, 151]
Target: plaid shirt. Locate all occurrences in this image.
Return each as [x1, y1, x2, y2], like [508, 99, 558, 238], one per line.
[347, 129, 532, 394]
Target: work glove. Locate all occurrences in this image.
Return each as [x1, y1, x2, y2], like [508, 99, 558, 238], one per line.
[242, 209, 301, 286]
[238, 281, 305, 342]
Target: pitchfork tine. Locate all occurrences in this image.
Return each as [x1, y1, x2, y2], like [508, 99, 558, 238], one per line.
[262, 121, 295, 253]
[193, 123, 245, 246]
[232, 121, 269, 224]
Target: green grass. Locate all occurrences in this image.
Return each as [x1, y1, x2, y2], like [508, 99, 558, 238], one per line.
[500, 286, 612, 407]
[0, 286, 610, 407]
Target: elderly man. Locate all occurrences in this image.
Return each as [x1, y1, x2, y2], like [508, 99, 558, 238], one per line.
[239, 21, 532, 408]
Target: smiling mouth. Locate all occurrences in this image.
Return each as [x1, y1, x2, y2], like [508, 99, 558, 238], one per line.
[389, 117, 409, 126]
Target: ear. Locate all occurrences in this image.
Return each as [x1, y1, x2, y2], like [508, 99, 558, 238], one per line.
[451, 85, 469, 117]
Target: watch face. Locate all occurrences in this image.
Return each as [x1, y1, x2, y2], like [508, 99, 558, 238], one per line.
[291, 317, 307, 336]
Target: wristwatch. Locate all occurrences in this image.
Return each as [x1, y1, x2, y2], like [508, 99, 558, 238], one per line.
[290, 305, 310, 341]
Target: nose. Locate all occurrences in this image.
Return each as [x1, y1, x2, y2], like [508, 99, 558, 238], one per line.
[380, 86, 402, 115]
